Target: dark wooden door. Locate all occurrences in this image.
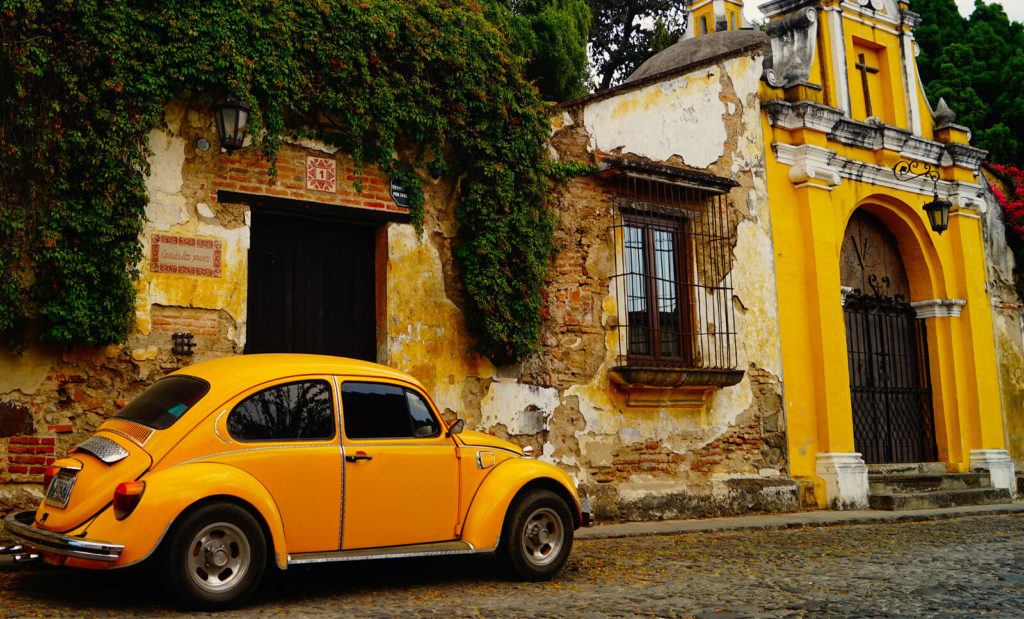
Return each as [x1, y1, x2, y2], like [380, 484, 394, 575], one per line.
[841, 210, 936, 464]
[246, 212, 376, 361]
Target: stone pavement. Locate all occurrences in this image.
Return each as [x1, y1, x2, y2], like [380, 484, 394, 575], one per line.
[1, 504, 1023, 617]
[578, 500, 1024, 539]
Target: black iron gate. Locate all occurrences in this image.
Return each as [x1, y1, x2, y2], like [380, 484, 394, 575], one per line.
[844, 284, 937, 464]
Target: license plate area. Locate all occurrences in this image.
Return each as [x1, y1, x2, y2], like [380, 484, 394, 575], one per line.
[45, 469, 77, 509]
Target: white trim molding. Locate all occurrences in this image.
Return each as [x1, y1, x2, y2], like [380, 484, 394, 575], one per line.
[773, 142, 985, 202]
[840, 286, 855, 306]
[970, 449, 1016, 497]
[910, 298, 966, 318]
[816, 452, 869, 510]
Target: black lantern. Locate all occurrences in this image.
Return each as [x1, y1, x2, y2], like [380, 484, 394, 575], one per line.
[893, 160, 951, 236]
[922, 194, 952, 235]
[211, 96, 251, 154]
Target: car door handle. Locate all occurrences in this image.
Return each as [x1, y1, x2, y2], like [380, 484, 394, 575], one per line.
[345, 454, 372, 462]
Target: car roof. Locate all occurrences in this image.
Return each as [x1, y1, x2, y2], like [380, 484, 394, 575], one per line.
[170, 354, 425, 400]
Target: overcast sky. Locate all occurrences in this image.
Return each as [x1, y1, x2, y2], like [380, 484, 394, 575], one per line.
[743, 1, 1024, 25]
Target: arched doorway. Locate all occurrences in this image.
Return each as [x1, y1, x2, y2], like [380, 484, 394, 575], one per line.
[840, 210, 937, 464]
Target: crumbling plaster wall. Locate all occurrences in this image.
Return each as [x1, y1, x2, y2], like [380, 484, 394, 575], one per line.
[981, 170, 1024, 477]
[385, 52, 797, 520]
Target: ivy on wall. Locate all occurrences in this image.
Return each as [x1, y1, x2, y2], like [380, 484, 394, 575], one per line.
[0, 0, 579, 363]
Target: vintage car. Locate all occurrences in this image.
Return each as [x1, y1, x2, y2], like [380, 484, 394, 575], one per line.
[3, 354, 591, 608]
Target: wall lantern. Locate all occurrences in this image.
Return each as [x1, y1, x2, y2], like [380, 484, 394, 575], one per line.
[921, 194, 952, 235]
[892, 160, 950, 235]
[211, 96, 251, 154]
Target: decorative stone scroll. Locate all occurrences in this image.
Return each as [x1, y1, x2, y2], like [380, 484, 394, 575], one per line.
[763, 7, 818, 87]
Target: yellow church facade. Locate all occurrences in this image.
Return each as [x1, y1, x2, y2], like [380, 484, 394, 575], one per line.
[691, 0, 1014, 507]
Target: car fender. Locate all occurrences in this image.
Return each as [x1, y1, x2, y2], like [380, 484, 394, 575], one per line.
[459, 458, 580, 551]
[78, 462, 288, 570]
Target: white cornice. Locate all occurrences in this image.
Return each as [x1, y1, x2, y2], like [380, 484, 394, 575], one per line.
[773, 142, 985, 207]
[910, 298, 966, 318]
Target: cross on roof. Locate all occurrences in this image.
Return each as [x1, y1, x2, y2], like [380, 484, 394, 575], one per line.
[855, 53, 880, 118]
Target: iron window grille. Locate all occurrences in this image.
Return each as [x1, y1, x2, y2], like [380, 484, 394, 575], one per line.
[607, 162, 738, 372]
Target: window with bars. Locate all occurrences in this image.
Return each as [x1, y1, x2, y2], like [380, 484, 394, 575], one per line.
[622, 212, 694, 365]
[606, 160, 739, 375]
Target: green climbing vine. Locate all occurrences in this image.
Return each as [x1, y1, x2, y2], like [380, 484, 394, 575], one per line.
[1, 0, 580, 363]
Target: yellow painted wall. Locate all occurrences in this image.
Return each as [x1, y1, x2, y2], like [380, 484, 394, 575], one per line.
[763, 1, 1007, 505]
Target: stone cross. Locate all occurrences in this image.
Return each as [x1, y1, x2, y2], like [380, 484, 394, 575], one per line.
[855, 53, 880, 118]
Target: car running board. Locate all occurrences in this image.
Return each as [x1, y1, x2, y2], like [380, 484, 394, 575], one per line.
[288, 540, 483, 566]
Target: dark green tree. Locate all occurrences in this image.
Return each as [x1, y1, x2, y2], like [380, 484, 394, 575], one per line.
[912, 0, 1024, 166]
[588, 0, 688, 90]
[493, 0, 592, 101]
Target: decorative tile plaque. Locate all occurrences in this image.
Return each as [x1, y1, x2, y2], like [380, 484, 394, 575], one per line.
[150, 234, 223, 277]
[306, 156, 337, 193]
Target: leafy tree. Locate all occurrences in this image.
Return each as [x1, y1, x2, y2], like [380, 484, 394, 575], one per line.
[912, 0, 1024, 166]
[588, 0, 688, 90]
[493, 0, 592, 101]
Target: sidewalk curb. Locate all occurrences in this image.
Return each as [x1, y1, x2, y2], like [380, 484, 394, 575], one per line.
[577, 500, 1024, 540]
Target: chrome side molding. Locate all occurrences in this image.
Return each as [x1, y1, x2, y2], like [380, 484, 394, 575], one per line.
[288, 540, 479, 565]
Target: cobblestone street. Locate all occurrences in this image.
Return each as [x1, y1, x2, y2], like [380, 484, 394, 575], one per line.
[2, 513, 1023, 618]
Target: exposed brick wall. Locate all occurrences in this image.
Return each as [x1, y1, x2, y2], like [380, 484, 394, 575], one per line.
[150, 306, 220, 335]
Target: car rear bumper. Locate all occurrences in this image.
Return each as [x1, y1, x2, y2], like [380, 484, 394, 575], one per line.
[3, 511, 123, 563]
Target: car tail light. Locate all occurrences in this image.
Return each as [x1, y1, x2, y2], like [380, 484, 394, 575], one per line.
[43, 466, 59, 492]
[113, 481, 146, 520]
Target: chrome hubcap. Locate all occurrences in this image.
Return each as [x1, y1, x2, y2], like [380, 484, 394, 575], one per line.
[521, 507, 563, 567]
[186, 521, 250, 593]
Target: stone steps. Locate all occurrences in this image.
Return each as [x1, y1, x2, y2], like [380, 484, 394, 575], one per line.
[869, 487, 1013, 511]
[867, 463, 1014, 511]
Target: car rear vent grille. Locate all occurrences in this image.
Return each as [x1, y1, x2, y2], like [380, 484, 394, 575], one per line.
[98, 419, 154, 447]
[73, 435, 130, 464]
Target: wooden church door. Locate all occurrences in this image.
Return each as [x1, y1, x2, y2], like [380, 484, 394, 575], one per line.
[840, 211, 937, 464]
[245, 211, 377, 361]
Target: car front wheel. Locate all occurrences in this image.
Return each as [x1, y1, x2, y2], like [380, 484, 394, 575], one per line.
[498, 489, 574, 580]
[164, 502, 266, 610]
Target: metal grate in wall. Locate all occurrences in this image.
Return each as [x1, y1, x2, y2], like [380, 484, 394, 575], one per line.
[607, 163, 738, 371]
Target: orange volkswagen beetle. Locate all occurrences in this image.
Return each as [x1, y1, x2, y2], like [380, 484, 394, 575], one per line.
[3, 354, 591, 609]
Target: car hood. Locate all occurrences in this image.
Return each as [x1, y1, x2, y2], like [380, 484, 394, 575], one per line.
[456, 430, 524, 455]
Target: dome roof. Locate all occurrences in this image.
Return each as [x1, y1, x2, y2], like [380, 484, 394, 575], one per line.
[625, 29, 767, 84]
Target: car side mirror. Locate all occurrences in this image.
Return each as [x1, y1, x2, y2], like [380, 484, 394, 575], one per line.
[446, 418, 464, 437]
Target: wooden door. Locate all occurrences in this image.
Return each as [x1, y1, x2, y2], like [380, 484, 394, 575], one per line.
[246, 212, 376, 360]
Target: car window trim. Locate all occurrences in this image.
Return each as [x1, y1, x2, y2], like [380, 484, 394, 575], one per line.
[338, 379, 446, 442]
[225, 376, 339, 444]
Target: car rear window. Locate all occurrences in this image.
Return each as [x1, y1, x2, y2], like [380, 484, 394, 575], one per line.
[113, 375, 211, 430]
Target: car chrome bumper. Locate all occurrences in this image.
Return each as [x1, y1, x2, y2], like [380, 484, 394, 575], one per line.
[3, 511, 123, 563]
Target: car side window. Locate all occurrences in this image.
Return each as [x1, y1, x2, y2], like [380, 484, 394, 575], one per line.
[227, 379, 335, 441]
[341, 382, 440, 439]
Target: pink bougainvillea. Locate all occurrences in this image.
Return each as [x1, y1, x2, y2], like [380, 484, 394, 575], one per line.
[989, 164, 1024, 243]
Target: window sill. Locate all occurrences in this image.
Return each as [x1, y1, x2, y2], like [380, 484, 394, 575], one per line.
[608, 366, 745, 411]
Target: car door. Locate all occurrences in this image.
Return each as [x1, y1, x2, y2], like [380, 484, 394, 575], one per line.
[339, 380, 460, 550]
[214, 376, 343, 554]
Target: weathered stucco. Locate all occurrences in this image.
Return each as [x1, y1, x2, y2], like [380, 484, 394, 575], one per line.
[982, 172, 1024, 480]
[583, 74, 728, 169]
[1, 52, 797, 521]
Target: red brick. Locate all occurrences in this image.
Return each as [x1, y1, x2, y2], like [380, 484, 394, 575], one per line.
[49, 424, 74, 433]
[8, 465, 28, 474]
[29, 466, 46, 475]
[7, 445, 29, 454]
[40, 437, 55, 445]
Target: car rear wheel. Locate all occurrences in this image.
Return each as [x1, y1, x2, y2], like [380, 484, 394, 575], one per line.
[164, 502, 266, 610]
[498, 489, 574, 580]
